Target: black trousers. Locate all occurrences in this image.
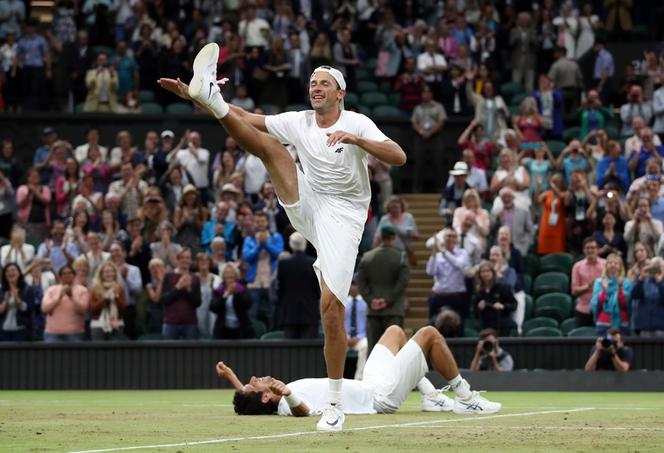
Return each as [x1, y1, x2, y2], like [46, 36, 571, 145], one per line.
[367, 315, 404, 355]
[283, 323, 319, 339]
[575, 310, 595, 327]
[21, 66, 45, 111]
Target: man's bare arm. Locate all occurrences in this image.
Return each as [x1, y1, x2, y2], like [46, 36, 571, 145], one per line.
[326, 131, 407, 166]
[270, 379, 311, 417]
[215, 361, 244, 390]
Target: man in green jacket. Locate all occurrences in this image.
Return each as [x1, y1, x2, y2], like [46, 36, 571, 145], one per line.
[357, 225, 410, 353]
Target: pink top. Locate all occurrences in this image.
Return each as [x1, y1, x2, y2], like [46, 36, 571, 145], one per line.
[571, 258, 606, 314]
[16, 185, 52, 225]
[42, 285, 90, 335]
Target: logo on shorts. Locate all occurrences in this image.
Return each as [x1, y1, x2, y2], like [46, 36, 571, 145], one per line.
[334, 147, 343, 154]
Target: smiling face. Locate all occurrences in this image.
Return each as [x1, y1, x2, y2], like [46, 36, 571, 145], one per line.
[309, 71, 343, 113]
[101, 263, 116, 283]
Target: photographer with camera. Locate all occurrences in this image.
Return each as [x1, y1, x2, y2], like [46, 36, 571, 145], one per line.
[83, 52, 119, 112]
[470, 328, 514, 371]
[584, 327, 633, 372]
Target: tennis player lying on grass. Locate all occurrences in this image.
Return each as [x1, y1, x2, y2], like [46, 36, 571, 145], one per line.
[216, 325, 500, 420]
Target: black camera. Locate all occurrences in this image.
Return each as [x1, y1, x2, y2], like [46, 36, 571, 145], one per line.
[482, 340, 495, 353]
[601, 335, 616, 349]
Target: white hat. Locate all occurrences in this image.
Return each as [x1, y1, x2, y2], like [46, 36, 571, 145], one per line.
[161, 130, 175, 139]
[449, 161, 469, 176]
[311, 66, 346, 110]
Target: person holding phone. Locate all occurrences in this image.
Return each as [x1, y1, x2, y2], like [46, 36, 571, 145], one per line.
[83, 52, 119, 112]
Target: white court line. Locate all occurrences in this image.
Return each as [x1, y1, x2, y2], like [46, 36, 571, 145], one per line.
[68, 408, 594, 453]
[406, 425, 664, 432]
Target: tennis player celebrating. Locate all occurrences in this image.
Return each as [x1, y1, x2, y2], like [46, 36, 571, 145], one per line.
[158, 43, 406, 432]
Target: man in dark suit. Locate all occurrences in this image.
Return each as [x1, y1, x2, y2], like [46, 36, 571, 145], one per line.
[357, 225, 410, 353]
[277, 232, 320, 339]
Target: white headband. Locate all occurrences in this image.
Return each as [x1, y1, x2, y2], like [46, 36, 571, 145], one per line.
[311, 66, 346, 110]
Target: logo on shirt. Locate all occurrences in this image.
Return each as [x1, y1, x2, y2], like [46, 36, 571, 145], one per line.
[334, 147, 344, 154]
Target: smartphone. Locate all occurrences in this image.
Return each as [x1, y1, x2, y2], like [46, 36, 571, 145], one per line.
[521, 142, 542, 150]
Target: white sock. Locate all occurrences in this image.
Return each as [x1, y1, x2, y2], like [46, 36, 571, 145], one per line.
[417, 378, 437, 396]
[208, 92, 229, 119]
[328, 378, 343, 406]
[449, 375, 471, 400]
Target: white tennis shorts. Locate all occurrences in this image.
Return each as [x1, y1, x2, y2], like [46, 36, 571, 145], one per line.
[362, 340, 429, 413]
[279, 167, 365, 305]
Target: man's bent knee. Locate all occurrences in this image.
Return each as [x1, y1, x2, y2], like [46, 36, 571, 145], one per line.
[384, 325, 406, 341]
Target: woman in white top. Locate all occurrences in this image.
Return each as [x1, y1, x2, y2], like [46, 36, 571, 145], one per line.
[195, 252, 221, 338]
[490, 148, 532, 211]
[553, 3, 579, 60]
[0, 225, 34, 272]
[576, 3, 600, 59]
[452, 189, 490, 251]
[468, 80, 508, 139]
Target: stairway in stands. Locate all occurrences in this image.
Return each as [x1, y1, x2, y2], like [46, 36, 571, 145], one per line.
[400, 193, 445, 331]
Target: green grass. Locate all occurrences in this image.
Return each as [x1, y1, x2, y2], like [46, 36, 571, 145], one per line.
[1, 391, 663, 452]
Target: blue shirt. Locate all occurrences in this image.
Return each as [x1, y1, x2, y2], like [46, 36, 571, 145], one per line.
[651, 198, 664, 225]
[201, 220, 237, 259]
[594, 48, 614, 79]
[17, 33, 48, 67]
[629, 146, 664, 179]
[36, 240, 80, 272]
[563, 156, 589, 185]
[344, 295, 367, 339]
[595, 156, 630, 192]
[34, 145, 52, 184]
[114, 54, 138, 97]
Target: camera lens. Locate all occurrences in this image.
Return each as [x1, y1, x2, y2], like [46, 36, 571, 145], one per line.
[601, 337, 612, 348]
[482, 340, 494, 352]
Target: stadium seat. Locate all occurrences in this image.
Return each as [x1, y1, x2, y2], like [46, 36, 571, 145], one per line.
[524, 294, 534, 320]
[251, 319, 266, 339]
[464, 318, 480, 331]
[357, 105, 372, 116]
[522, 274, 532, 295]
[259, 104, 281, 114]
[74, 102, 86, 113]
[261, 330, 286, 340]
[534, 293, 573, 322]
[524, 326, 563, 337]
[546, 140, 566, 158]
[508, 105, 520, 116]
[526, 254, 540, 278]
[357, 80, 379, 92]
[567, 326, 597, 337]
[360, 92, 388, 108]
[356, 68, 371, 81]
[137, 333, 162, 341]
[532, 272, 569, 298]
[366, 58, 378, 71]
[165, 102, 193, 114]
[499, 82, 524, 101]
[378, 80, 393, 93]
[372, 105, 403, 118]
[344, 92, 359, 108]
[286, 103, 309, 112]
[562, 126, 581, 142]
[140, 102, 164, 114]
[138, 90, 155, 102]
[605, 125, 620, 140]
[463, 327, 479, 338]
[539, 253, 573, 275]
[522, 316, 558, 334]
[388, 93, 400, 106]
[560, 317, 577, 335]
[510, 92, 528, 107]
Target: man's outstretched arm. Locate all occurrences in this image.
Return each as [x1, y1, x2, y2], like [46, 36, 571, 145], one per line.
[157, 78, 268, 132]
[269, 379, 311, 417]
[215, 361, 244, 390]
[326, 131, 407, 166]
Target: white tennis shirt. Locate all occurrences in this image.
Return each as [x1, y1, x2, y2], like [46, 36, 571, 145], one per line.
[277, 378, 377, 416]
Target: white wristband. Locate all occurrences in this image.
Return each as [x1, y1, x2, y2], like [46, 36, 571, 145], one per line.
[284, 393, 301, 408]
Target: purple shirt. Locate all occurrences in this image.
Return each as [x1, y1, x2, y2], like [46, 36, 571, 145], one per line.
[426, 247, 469, 293]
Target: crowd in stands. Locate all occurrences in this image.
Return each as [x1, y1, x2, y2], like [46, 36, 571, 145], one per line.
[0, 0, 664, 348]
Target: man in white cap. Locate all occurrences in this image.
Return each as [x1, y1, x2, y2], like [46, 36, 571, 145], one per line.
[440, 161, 470, 222]
[159, 44, 407, 432]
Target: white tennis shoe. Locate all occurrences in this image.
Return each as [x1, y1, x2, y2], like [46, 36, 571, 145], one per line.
[421, 390, 455, 412]
[188, 42, 229, 118]
[453, 391, 502, 415]
[316, 404, 345, 432]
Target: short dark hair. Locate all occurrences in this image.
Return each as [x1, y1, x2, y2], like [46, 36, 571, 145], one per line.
[254, 211, 269, 221]
[233, 391, 278, 415]
[582, 237, 597, 248]
[607, 327, 620, 336]
[479, 328, 498, 340]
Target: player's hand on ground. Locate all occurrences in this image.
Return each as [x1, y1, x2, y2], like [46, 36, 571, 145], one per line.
[215, 361, 235, 379]
[269, 379, 291, 396]
[157, 77, 191, 100]
[326, 131, 359, 146]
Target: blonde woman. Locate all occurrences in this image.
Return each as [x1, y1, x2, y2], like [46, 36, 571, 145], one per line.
[512, 96, 544, 145]
[73, 255, 91, 288]
[590, 253, 632, 336]
[0, 225, 35, 272]
[373, 195, 420, 252]
[146, 258, 166, 334]
[196, 252, 222, 338]
[89, 261, 127, 341]
[489, 148, 531, 211]
[452, 189, 490, 251]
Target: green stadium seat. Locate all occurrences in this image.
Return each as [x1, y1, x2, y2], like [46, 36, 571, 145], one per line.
[357, 105, 372, 116]
[360, 92, 388, 108]
[463, 327, 479, 338]
[522, 316, 559, 334]
[366, 58, 378, 71]
[539, 253, 574, 275]
[508, 105, 520, 116]
[93, 45, 114, 57]
[251, 319, 266, 339]
[533, 272, 569, 298]
[378, 80, 392, 93]
[567, 326, 597, 337]
[357, 80, 379, 92]
[140, 102, 164, 114]
[524, 326, 563, 337]
[526, 254, 540, 278]
[74, 102, 86, 113]
[546, 140, 566, 158]
[523, 274, 532, 295]
[344, 92, 359, 108]
[499, 82, 524, 101]
[356, 68, 371, 81]
[524, 294, 534, 320]
[534, 293, 573, 322]
[464, 318, 480, 331]
[286, 103, 309, 112]
[560, 317, 578, 336]
[258, 104, 281, 114]
[165, 102, 193, 114]
[261, 330, 286, 340]
[388, 93, 400, 105]
[510, 92, 528, 107]
[562, 126, 581, 142]
[372, 105, 403, 118]
[137, 333, 162, 341]
[138, 90, 155, 102]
